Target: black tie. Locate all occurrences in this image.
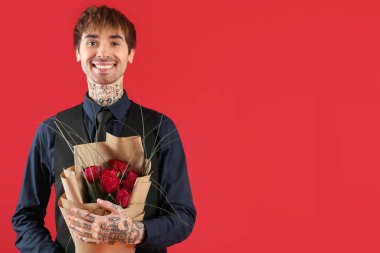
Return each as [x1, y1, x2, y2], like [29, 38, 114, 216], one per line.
[95, 110, 114, 142]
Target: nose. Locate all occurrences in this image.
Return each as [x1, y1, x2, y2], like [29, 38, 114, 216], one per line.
[96, 43, 110, 59]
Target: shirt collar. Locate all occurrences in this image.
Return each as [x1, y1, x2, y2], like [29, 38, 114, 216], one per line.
[83, 90, 131, 123]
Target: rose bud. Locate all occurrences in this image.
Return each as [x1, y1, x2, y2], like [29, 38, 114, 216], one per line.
[84, 166, 101, 183]
[109, 159, 128, 174]
[115, 188, 130, 207]
[121, 171, 139, 191]
[100, 170, 120, 193]
[121, 178, 135, 192]
[126, 170, 138, 181]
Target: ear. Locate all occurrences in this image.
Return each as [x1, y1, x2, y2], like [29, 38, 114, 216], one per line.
[76, 50, 81, 62]
[128, 48, 135, 64]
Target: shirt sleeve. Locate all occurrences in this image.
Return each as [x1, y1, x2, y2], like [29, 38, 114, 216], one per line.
[11, 119, 63, 253]
[138, 116, 197, 249]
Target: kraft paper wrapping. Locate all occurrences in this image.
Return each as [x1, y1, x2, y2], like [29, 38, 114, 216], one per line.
[58, 133, 152, 253]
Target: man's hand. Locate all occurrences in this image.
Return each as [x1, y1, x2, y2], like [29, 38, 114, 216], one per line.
[67, 199, 145, 245]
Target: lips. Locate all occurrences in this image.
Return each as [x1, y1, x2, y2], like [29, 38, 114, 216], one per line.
[91, 62, 116, 74]
[94, 64, 114, 69]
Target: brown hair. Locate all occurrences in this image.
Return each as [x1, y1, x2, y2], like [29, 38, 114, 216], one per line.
[73, 5, 136, 54]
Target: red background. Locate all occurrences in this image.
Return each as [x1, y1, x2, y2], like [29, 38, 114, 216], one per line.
[2, 0, 380, 252]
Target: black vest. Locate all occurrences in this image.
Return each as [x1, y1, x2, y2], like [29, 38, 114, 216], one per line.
[53, 101, 165, 253]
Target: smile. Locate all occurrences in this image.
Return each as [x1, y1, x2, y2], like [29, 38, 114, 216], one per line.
[93, 64, 115, 69]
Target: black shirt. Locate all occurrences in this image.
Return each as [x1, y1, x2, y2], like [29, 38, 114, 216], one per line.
[12, 91, 196, 252]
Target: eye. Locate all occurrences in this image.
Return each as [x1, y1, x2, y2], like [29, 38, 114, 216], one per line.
[112, 42, 120, 47]
[87, 41, 97, 46]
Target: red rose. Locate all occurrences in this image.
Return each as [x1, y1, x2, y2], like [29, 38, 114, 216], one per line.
[121, 171, 138, 191]
[109, 159, 128, 174]
[115, 188, 130, 207]
[100, 170, 120, 193]
[84, 166, 101, 183]
[121, 178, 135, 191]
[127, 170, 138, 181]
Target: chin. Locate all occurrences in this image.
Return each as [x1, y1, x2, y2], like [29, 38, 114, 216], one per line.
[91, 76, 115, 85]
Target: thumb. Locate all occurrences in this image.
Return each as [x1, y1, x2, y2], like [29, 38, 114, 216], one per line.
[97, 198, 123, 215]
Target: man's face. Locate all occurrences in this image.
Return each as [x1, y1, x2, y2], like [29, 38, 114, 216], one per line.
[76, 27, 135, 85]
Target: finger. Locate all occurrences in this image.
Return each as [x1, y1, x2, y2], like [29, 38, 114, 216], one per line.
[97, 198, 123, 214]
[69, 223, 99, 240]
[71, 208, 96, 223]
[75, 233, 98, 244]
[68, 215, 94, 230]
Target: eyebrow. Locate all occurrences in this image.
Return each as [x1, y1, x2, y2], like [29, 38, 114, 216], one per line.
[84, 34, 98, 39]
[84, 34, 124, 41]
[110, 34, 124, 40]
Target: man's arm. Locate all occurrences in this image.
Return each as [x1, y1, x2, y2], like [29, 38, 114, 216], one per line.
[138, 116, 197, 249]
[12, 121, 63, 253]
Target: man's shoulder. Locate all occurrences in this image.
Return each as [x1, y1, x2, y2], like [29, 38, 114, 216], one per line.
[130, 100, 173, 123]
[38, 103, 83, 135]
[55, 103, 83, 117]
[130, 100, 179, 138]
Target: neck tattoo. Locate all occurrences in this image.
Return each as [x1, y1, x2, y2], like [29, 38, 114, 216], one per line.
[87, 77, 124, 107]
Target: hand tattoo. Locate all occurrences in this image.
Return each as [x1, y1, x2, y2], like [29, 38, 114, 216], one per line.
[68, 205, 145, 245]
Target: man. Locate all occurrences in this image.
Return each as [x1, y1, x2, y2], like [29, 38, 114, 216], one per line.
[12, 5, 196, 253]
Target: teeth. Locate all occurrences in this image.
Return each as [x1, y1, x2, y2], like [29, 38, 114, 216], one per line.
[95, 65, 113, 69]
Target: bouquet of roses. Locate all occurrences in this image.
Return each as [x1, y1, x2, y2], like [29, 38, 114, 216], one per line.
[58, 133, 152, 253]
[84, 159, 139, 208]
